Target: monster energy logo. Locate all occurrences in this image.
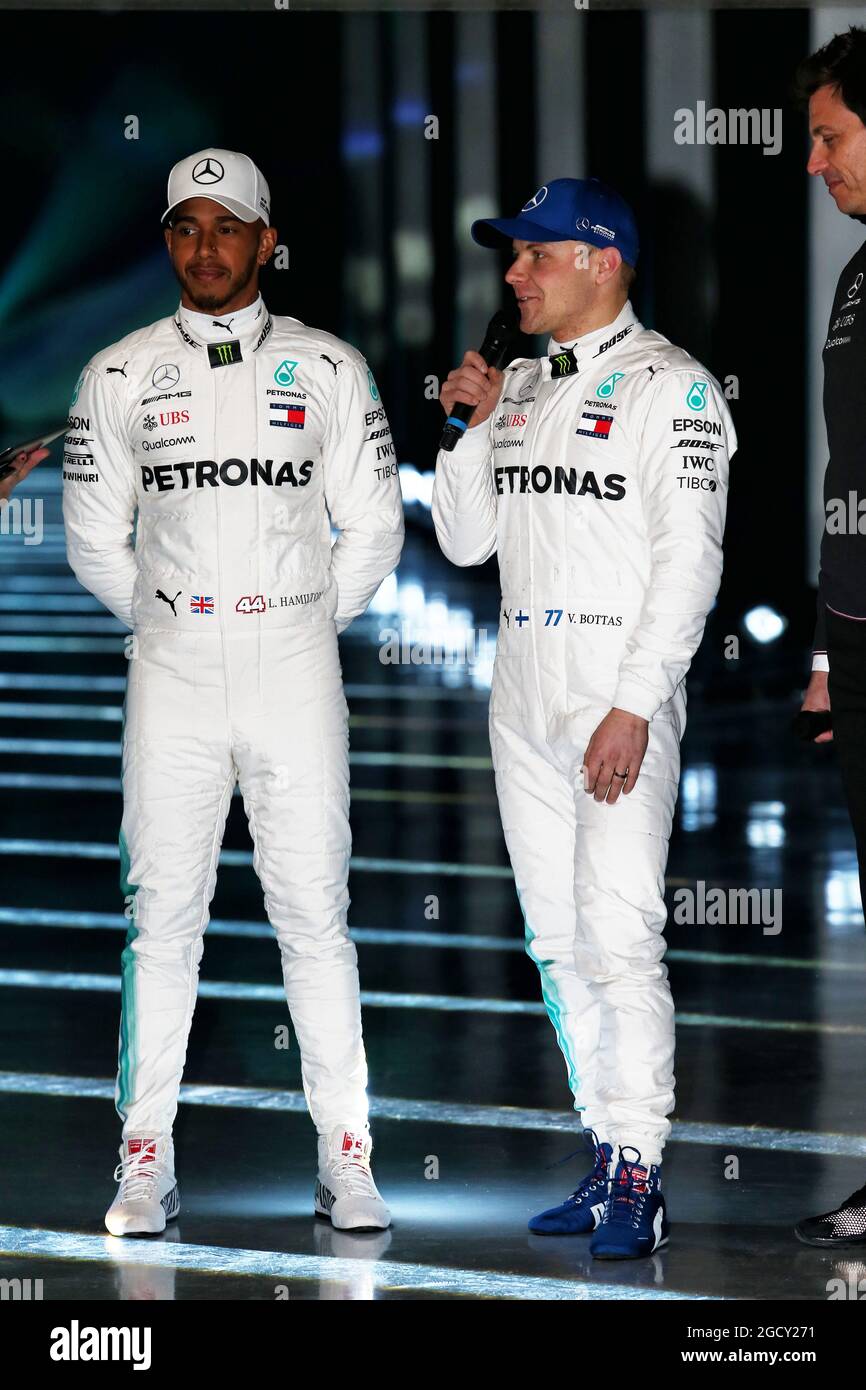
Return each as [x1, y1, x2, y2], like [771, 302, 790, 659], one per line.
[207, 340, 243, 369]
[550, 348, 577, 379]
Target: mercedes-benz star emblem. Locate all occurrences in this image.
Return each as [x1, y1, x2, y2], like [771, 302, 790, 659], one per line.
[152, 364, 181, 389]
[192, 157, 225, 186]
[522, 186, 548, 212]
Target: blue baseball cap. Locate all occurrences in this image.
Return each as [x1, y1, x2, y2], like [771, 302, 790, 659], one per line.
[471, 177, 639, 267]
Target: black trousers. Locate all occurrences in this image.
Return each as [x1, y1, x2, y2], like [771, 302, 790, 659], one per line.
[827, 608, 866, 919]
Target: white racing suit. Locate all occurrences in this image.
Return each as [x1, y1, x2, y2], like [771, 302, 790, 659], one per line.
[62, 295, 404, 1139]
[432, 301, 735, 1162]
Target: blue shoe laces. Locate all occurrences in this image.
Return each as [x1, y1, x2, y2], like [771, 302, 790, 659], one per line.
[606, 1146, 651, 1229]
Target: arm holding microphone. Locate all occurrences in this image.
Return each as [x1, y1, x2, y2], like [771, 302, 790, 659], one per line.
[431, 351, 502, 566]
[432, 305, 518, 567]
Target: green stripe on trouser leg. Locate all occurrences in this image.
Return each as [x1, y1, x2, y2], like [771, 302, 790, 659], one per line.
[117, 826, 139, 1124]
[519, 886, 580, 1099]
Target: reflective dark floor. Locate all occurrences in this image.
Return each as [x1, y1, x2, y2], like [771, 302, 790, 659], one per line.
[2, 470, 866, 1300]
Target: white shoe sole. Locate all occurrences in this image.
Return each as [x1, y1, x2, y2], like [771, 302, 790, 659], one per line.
[314, 1181, 390, 1231]
[104, 1185, 179, 1237]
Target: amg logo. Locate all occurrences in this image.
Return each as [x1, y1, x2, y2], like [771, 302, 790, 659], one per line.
[141, 391, 193, 406]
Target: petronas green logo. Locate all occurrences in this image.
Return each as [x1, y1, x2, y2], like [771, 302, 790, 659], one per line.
[597, 371, 624, 399]
[686, 380, 708, 411]
[275, 359, 299, 386]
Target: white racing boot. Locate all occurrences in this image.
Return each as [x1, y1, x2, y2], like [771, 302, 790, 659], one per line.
[105, 1135, 179, 1236]
[315, 1127, 391, 1231]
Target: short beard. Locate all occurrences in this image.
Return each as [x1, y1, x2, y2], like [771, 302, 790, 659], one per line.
[175, 246, 259, 313]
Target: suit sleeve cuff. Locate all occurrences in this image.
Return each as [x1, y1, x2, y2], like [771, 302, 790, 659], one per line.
[438, 420, 492, 466]
[612, 681, 659, 722]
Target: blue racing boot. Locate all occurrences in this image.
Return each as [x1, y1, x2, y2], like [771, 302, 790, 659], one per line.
[528, 1130, 613, 1235]
[590, 1146, 668, 1260]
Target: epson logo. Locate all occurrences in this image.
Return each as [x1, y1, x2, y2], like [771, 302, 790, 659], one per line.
[672, 418, 722, 435]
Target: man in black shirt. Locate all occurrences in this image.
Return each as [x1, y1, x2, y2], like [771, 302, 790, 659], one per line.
[797, 26, 866, 1247]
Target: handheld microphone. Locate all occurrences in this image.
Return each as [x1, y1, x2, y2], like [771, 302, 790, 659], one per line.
[439, 303, 520, 452]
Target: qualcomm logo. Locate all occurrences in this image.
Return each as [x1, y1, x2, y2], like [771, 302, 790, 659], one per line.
[522, 186, 548, 212]
[274, 360, 299, 386]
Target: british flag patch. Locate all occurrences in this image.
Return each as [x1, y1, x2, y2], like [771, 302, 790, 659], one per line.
[190, 595, 214, 615]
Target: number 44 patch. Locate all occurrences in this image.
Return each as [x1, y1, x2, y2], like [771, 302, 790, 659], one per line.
[236, 595, 266, 614]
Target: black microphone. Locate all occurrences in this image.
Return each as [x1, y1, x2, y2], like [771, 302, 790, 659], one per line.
[439, 303, 520, 452]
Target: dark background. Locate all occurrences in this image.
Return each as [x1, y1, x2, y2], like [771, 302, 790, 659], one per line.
[0, 5, 842, 690]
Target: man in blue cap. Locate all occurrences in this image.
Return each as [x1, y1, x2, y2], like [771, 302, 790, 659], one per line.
[432, 178, 737, 1259]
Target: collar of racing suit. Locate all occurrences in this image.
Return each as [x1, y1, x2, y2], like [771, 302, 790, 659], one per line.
[545, 299, 639, 376]
[175, 293, 272, 352]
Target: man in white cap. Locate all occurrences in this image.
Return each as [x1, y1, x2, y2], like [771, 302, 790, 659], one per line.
[63, 148, 404, 1235]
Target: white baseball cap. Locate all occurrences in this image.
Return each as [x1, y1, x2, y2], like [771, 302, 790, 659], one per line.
[162, 148, 271, 225]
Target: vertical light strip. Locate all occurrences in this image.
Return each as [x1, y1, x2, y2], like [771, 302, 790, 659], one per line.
[392, 13, 432, 352]
[807, 10, 866, 588]
[454, 11, 499, 356]
[646, 8, 714, 331]
[342, 12, 386, 361]
[535, 13, 586, 185]
[646, 12, 713, 208]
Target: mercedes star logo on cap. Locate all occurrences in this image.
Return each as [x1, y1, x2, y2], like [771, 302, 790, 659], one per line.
[192, 158, 225, 186]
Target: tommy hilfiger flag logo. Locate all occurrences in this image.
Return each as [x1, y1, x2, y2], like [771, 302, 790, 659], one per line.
[190, 595, 214, 615]
[576, 410, 614, 440]
[269, 403, 306, 429]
